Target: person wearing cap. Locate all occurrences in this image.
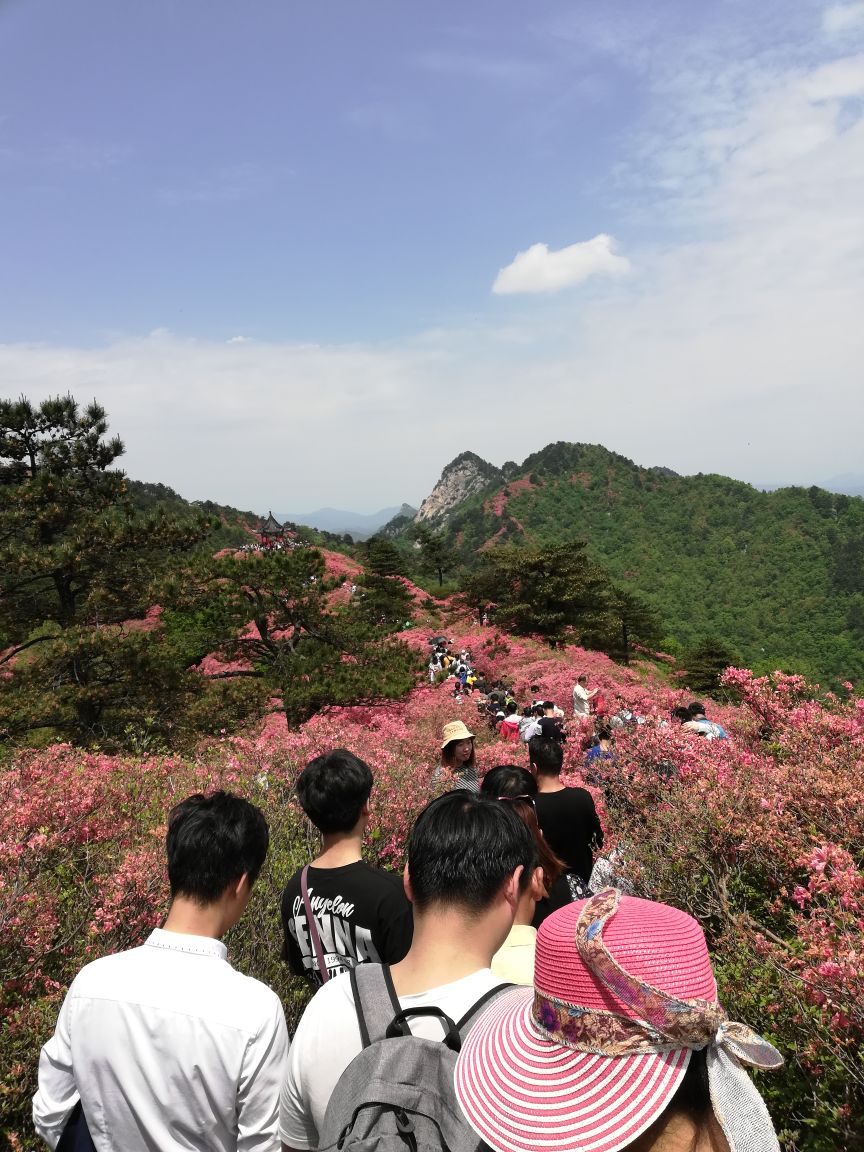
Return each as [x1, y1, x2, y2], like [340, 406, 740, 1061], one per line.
[439, 720, 479, 790]
[454, 890, 784, 1152]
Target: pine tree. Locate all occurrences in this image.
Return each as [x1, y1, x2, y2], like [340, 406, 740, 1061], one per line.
[410, 523, 453, 587]
[681, 636, 740, 697]
[464, 543, 611, 645]
[0, 395, 214, 745]
[162, 547, 420, 728]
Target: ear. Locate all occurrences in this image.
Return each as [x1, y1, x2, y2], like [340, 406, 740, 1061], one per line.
[503, 865, 524, 912]
[232, 872, 251, 902]
[531, 866, 546, 901]
[403, 863, 414, 905]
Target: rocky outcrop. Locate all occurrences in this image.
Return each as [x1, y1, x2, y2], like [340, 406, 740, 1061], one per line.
[415, 452, 502, 526]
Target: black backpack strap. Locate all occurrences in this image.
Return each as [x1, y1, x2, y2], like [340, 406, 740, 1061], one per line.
[456, 982, 514, 1035]
[350, 963, 401, 1048]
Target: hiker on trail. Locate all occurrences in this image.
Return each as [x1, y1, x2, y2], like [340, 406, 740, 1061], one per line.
[454, 890, 785, 1152]
[529, 736, 604, 897]
[610, 695, 644, 728]
[572, 674, 598, 722]
[280, 750, 413, 988]
[497, 701, 521, 743]
[584, 727, 616, 782]
[683, 701, 729, 740]
[519, 703, 543, 743]
[481, 764, 570, 940]
[439, 720, 480, 790]
[537, 701, 567, 744]
[34, 792, 288, 1152]
[278, 790, 537, 1151]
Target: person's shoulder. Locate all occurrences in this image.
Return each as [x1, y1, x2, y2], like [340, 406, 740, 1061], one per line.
[564, 785, 595, 802]
[225, 964, 285, 1018]
[297, 967, 356, 1027]
[67, 942, 144, 993]
[362, 863, 410, 899]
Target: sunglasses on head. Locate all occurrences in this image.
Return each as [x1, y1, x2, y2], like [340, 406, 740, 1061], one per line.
[496, 793, 536, 810]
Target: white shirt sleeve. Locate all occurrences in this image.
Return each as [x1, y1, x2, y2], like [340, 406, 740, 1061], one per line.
[237, 994, 290, 1152]
[32, 983, 79, 1150]
[279, 975, 362, 1150]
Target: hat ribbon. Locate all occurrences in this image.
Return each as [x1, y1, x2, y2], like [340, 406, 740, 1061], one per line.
[530, 889, 784, 1152]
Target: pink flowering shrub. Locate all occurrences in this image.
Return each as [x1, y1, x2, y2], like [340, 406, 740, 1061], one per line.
[1, 617, 862, 1148]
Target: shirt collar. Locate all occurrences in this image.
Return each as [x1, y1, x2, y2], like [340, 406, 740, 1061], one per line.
[505, 925, 537, 945]
[145, 928, 228, 960]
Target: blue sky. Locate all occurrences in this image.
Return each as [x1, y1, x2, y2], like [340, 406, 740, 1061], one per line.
[2, 0, 863, 509]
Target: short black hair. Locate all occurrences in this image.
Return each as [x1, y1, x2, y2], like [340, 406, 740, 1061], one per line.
[166, 791, 269, 904]
[481, 764, 538, 798]
[407, 791, 537, 912]
[528, 736, 564, 776]
[296, 748, 373, 834]
[672, 706, 691, 723]
[687, 701, 706, 717]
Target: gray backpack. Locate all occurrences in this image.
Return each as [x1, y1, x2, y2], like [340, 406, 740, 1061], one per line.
[319, 963, 510, 1152]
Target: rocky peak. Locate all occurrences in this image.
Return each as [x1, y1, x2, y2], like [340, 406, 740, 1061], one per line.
[415, 452, 502, 525]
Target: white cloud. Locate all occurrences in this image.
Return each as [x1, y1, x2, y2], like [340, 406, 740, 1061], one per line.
[823, 3, 864, 35]
[492, 235, 631, 295]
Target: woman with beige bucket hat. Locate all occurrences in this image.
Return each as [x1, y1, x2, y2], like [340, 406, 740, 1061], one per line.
[439, 720, 479, 791]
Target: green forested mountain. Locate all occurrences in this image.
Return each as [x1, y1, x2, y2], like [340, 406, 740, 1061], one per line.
[401, 443, 864, 685]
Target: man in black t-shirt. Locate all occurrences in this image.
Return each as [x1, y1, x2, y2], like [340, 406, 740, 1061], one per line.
[537, 701, 567, 744]
[529, 736, 603, 884]
[281, 749, 413, 987]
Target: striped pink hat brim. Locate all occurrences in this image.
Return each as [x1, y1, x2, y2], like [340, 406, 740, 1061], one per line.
[455, 986, 691, 1152]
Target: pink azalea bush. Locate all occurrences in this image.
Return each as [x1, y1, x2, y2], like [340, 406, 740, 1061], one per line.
[1, 618, 862, 1149]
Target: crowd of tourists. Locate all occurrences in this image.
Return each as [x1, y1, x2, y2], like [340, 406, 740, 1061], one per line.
[34, 680, 780, 1152]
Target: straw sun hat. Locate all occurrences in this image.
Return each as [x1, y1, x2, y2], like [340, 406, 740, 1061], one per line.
[455, 889, 783, 1152]
[440, 720, 475, 749]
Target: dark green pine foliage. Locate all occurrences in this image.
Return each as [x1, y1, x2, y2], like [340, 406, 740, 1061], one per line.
[680, 636, 741, 697]
[363, 536, 405, 577]
[464, 543, 612, 646]
[161, 547, 420, 729]
[0, 395, 215, 746]
[409, 523, 454, 587]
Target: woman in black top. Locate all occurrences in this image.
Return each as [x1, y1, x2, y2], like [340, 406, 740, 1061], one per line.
[529, 735, 603, 883]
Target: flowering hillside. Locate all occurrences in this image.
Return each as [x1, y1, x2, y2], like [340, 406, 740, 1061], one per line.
[1, 614, 863, 1150]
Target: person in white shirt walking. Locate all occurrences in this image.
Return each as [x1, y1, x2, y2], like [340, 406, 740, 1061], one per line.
[278, 790, 537, 1151]
[33, 790, 289, 1152]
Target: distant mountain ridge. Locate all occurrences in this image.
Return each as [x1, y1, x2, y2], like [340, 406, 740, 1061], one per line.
[390, 442, 864, 685]
[277, 504, 415, 539]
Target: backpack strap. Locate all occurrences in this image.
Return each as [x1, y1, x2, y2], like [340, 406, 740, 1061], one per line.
[300, 865, 330, 985]
[350, 963, 402, 1048]
[455, 982, 513, 1036]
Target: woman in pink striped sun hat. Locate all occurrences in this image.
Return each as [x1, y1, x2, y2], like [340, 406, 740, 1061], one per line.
[455, 889, 783, 1152]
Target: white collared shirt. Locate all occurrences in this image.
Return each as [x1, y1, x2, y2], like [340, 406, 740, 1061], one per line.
[32, 929, 289, 1152]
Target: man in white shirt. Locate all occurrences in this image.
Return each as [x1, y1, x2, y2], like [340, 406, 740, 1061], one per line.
[33, 791, 289, 1152]
[572, 673, 598, 719]
[278, 790, 537, 1150]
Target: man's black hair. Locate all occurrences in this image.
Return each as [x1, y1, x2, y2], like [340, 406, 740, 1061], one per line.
[672, 706, 691, 723]
[296, 748, 373, 834]
[407, 790, 537, 911]
[528, 735, 564, 776]
[687, 701, 706, 718]
[166, 790, 269, 904]
[481, 764, 538, 798]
